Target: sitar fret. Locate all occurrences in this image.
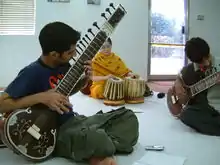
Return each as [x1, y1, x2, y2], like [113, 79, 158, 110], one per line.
[66, 71, 78, 80]
[59, 84, 71, 93]
[61, 82, 70, 90]
[63, 75, 75, 84]
[57, 85, 69, 95]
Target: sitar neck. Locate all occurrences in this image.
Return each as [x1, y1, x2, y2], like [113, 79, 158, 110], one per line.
[54, 4, 127, 97]
[190, 70, 219, 96]
[56, 31, 107, 96]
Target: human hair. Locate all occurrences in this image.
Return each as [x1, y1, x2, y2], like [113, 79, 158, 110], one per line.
[39, 21, 81, 55]
[184, 37, 210, 63]
[106, 37, 112, 45]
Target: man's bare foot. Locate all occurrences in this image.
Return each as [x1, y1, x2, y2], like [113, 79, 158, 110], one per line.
[98, 157, 117, 165]
[90, 157, 117, 165]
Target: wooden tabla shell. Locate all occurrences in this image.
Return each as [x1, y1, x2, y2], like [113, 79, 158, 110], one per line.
[124, 76, 145, 104]
[103, 77, 125, 106]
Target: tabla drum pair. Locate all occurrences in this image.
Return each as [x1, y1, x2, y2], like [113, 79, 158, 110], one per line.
[103, 76, 145, 106]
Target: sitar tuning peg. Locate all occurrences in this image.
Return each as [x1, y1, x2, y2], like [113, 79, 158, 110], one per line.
[119, 4, 126, 12]
[85, 34, 91, 41]
[105, 8, 112, 15]
[71, 57, 76, 62]
[77, 44, 83, 51]
[88, 28, 95, 36]
[93, 22, 100, 30]
[82, 37, 89, 44]
[101, 13, 108, 20]
[109, 3, 115, 10]
[76, 48, 80, 54]
[79, 40, 86, 48]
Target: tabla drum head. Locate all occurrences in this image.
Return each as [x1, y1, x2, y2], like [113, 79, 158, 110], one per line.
[111, 77, 123, 82]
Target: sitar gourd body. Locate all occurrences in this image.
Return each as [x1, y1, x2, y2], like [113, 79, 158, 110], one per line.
[167, 63, 220, 117]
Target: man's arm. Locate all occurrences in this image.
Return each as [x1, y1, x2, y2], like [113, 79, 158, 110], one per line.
[0, 90, 72, 115]
[0, 92, 45, 113]
[92, 75, 110, 81]
[175, 72, 183, 84]
[175, 65, 188, 87]
[0, 67, 46, 113]
[173, 66, 188, 97]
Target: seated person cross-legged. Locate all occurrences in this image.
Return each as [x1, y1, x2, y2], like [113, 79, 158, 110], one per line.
[81, 38, 137, 99]
[173, 37, 220, 136]
[81, 38, 153, 100]
[0, 22, 139, 165]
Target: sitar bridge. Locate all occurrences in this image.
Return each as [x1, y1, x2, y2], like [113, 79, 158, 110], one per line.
[27, 124, 41, 140]
[171, 95, 178, 104]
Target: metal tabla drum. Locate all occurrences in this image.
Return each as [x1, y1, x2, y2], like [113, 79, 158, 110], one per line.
[103, 77, 125, 106]
[124, 76, 145, 104]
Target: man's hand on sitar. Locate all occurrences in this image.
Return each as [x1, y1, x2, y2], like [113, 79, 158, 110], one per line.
[126, 72, 139, 78]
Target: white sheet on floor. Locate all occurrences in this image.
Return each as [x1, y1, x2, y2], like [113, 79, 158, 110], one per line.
[0, 92, 220, 165]
[137, 152, 186, 165]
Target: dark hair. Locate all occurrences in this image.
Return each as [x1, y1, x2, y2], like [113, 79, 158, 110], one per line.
[185, 37, 210, 63]
[39, 21, 80, 55]
[106, 37, 112, 45]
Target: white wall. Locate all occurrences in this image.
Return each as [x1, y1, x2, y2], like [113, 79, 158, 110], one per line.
[0, 0, 219, 87]
[189, 0, 220, 57]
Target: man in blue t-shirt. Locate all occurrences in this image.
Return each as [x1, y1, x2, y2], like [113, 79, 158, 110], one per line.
[1, 22, 90, 124]
[0, 22, 121, 165]
[4, 57, 87, 125]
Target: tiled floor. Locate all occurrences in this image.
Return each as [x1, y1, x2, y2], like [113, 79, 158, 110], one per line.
[0, 92, 220, 165]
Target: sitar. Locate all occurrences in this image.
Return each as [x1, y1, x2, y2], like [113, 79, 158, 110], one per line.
[2, 3, 127, 162]
[167, 66, 220, 117]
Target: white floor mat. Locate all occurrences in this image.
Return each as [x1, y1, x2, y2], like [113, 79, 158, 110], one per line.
[0, 92, 220, 165]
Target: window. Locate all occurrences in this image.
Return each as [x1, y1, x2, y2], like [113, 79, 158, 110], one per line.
[0, 0, 36, 35]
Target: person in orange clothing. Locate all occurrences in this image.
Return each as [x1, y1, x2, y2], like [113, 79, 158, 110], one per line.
[89, 38, 136, 99]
